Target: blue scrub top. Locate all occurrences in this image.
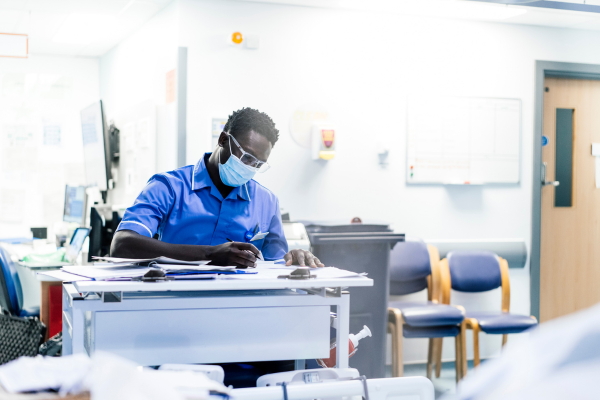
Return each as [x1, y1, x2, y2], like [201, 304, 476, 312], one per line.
[116, 153, 288, 260]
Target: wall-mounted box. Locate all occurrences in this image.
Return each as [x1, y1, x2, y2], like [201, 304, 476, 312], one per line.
[311, 124, 336, 160]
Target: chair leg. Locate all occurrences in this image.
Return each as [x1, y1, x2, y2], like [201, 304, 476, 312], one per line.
[454, 333, 462, 383]
[461, 320, 467, 378]
[502, 334, 508, 347]
[426, 338, 434, 379]
[434, 337, 443, 378]
[388, 309, 404, 377]
[472, 323, 481, 367]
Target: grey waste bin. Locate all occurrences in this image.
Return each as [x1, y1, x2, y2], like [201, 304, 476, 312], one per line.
[303, 221, 405, 378]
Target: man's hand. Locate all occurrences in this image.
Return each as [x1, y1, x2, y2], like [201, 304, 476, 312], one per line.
[207, 241, 259, 268]
[284, 249, 324, 268]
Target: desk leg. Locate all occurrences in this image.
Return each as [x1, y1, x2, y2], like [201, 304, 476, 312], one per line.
[63, 286, 86, 356]
[70, 308, 85, 354]
[335, 292, 350, 368]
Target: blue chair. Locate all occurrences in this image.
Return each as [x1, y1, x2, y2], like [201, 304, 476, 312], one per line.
[440, 251, 537, 367]
[387, 239, 467, 381]
[0, 247, 39, 317]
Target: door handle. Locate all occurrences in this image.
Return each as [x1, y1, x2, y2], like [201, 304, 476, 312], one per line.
[541, 162, 560, 186]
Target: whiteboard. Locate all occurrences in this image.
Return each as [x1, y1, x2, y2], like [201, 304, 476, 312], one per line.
[406, 97, 521, 184]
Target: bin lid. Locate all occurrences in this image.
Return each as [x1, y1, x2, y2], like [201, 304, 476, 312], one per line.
[300, 219, 392, 233]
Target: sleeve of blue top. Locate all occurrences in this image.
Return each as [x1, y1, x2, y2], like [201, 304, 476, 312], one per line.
[116, 174, 175, 238]
[261, 198, 289, 261]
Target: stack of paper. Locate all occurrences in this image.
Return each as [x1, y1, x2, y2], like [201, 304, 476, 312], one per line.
[92, 256, 212, 266]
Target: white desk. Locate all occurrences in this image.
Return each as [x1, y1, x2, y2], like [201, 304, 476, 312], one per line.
[62, 275, 373, 369]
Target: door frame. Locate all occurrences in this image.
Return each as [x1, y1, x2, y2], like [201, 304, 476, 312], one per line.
[531, 61, 600, 320]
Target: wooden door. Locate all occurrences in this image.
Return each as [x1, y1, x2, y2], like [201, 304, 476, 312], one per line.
[540, 77, 600, 322]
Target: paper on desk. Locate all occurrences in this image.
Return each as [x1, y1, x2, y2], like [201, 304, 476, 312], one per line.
[92, 261, 140, 268]
[222, 266, 365, 280]
[61, 264, 240, 280]
[62, 266, 150, 280]
[312, 267, 366, 279]
[37, 270, 93, 282]
[255, 260, 289, 269]
[170, 274, 218, 280]
[93, 256, 210, 266]
[154, 264, 235, 271]
[90, 263, 233, 271]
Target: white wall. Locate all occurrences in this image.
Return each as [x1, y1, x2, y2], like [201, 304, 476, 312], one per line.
[99, 1, 179, 206]
[0, 54, 99, 240]
[176, 0, 600, 363]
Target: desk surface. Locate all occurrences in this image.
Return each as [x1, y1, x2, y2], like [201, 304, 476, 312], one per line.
[73, 275, 373, 293]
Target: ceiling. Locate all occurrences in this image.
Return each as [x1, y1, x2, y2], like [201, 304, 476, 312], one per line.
[0, 0, 172, 57]
[2, 0, 600, 58]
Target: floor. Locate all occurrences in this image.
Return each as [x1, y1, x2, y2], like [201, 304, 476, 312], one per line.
[385, 361, 476, 399]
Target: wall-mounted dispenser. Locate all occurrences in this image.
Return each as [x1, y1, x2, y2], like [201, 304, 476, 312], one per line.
[311, 124, 336, 160]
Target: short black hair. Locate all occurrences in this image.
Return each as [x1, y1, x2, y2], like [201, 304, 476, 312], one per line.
[224, 108, 279, 146]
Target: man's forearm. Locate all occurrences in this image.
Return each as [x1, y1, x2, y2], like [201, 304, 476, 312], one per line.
[110, 230, 213, 261]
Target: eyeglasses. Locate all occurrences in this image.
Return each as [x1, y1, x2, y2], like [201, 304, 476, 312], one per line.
[226, 133, 271, 173]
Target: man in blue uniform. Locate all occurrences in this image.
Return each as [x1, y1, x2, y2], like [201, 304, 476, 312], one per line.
[111, 107, 323, 268]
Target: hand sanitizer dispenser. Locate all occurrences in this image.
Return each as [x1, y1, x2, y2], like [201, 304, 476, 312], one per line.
[311, 124, 336, 160]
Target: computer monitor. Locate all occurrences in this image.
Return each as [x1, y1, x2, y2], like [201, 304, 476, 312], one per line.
[81, 100, 110, 192]
[88, 207, 121, 261]
[63, 185, 86, 225]
[64, 227, 91, 263]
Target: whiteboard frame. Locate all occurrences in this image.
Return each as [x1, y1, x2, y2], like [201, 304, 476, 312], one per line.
[405, 96, 522, 186]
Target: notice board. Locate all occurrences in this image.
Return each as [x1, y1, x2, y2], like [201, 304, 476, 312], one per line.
[406, 97, 521, 184]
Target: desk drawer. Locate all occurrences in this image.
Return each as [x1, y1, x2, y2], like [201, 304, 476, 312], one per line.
[91, 306, 330, 366]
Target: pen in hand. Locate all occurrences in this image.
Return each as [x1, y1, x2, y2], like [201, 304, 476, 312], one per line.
[226, 238, 263, 267]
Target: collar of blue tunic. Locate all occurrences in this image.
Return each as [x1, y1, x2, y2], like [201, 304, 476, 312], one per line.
[191, 152, 250, 202]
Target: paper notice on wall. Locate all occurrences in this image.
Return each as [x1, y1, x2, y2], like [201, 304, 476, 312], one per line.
[3, 124, 36, 147]
[43, 124, 61, 146]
